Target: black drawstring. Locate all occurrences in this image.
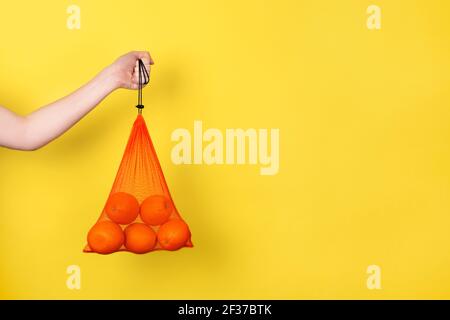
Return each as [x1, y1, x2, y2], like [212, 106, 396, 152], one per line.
[136, 59, 150, 114]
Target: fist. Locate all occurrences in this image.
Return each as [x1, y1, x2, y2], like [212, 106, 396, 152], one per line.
[106, 51, 154, 90]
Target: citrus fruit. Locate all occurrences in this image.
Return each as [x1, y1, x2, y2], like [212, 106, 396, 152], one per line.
[157, 219, 190, 251]
[105, 192, 139, 224]
[87, 221, 124, 254]
[124, 223, 157, 254]
[140, 195, 173, 226]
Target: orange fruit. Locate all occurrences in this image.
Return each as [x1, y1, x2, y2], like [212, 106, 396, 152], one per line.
[140, 195, 173, 226]
[124, 223, 157, 254]
[87, 221, 124, 254]
[105, 192, 139, 224]
[157, 219, 190, 251]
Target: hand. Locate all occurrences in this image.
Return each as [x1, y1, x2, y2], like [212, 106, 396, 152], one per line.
[103, 51, 154, 90]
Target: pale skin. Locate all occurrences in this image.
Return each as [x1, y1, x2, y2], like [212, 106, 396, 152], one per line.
[0, 51, 154, 151]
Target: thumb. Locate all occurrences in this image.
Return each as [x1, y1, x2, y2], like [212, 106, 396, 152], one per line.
[136, 51, 154, 65]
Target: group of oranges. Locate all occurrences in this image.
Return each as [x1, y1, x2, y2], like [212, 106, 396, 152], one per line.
[87, 192, 190, 254]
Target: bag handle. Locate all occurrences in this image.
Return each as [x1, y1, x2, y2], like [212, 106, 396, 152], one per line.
[136, 59, 150, 114]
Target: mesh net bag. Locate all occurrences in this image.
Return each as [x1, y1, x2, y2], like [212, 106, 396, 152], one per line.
[84, 60, 193, 254]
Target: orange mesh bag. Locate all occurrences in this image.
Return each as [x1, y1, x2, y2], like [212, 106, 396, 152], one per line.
[84, 60, 193, 254]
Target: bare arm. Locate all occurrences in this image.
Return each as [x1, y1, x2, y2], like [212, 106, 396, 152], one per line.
[0, 51, 153, 151]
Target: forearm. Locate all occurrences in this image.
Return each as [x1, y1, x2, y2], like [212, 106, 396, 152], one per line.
[21, 67, 118, 150]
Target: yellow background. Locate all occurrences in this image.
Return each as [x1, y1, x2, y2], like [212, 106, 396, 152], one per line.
[1, 0, 450, 299]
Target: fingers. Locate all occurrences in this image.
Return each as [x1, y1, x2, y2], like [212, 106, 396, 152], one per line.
[140, 51, 154, 65]
[123, 50, 153, 90]
[125, 80, 149, 90]
[131, 50, 154, 65]
[132, 62, 151, 84]
[128, 83, 139, 90]
[127, 82, 149, 90]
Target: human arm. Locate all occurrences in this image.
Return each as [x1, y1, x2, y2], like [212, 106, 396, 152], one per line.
[0, 51, 153, 151]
